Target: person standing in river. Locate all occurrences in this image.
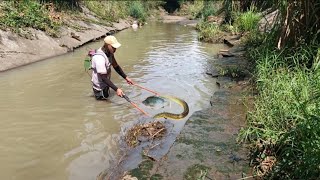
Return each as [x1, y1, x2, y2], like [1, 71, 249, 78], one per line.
[91, 35, 134, 100]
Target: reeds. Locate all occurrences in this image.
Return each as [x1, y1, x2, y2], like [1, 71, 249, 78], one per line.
[196, 20, 223, 43]
[234, 7, 261, 32]
[239, 41, 320, 178]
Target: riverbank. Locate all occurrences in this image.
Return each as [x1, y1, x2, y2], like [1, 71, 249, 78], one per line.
[0, 7, 132, 72]
[0, 0, 166, 72]
[0, 6, 198, 72]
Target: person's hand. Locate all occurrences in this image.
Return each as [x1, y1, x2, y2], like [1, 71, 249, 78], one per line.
[116, 88, 124, 97]
[125, 77, 134, 85]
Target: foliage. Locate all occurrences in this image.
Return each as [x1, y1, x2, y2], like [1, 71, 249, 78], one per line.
[239, 40, 320, 178]
[129, 1, 147, 22]
[200, 1, 219, 19]
[177, 0, 204, 19]
[0, 0, 61, 37]
[83, 1, 128, 22]
[39, 0, 81, 11]
[234, 7, 261, 32]
[84, 1, 157, 23]
[220, 23, 240, 35]
[272, 0, 320, 49]
[196, 20, 223, 43]
[142, 0, 165, 11]
[269, 49, 320, 179]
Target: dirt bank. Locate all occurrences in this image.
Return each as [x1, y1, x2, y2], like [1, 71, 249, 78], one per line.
[0, 11, 131, 72]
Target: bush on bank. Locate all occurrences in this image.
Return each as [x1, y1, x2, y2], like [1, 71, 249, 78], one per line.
[240, 35, 320, 179]
[0, 0, 164, 36]
[0, 0, 60, 36]
[237, 1, 320, 178]
[179, 0, 260, 42]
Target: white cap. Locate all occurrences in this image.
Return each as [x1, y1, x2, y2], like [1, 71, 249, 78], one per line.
[104, 35, 121, 48]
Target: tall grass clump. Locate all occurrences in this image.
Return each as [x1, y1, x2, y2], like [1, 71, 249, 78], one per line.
[128, 1, 147, 22]
[234, 7, 261, 32]
[0, 0, 60, 36]
[239, 44, 320, 178]
[196, 20, 223, 43]
[200, 1, 220, 20]
[178, 0, 204, 19]
[84, 1, 129, 22]
[39, 0, 81, 11]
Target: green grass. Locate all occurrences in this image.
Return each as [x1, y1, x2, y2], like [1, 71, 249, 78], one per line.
[0, 1, 60, 36]
[84, 1, 156, 23]
[234, 7, 261, 32]
[0, 0, 162, 37]
[83, 1, 129, 22]
[128, 1, 147, 22]
[196, 20, 224, 42]
[177, 0, 204, 19]
[238, 41, 320, 178]
[178, 1, 221, 20]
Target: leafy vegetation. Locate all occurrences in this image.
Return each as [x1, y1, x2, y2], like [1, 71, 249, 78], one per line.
[239, 41, 320, 179]
[177, 0, 205, 19]
[83, 1, 129, 22]
[0, 0, 60, 36]
[234, 7, 261, 32]
[196, 20, 223, 42]
[128, 1, 147, 22]
[235, 0, 320, 179]
[0, 0, 164, 37]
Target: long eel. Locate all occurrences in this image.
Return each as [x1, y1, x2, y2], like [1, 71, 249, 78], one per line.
[153, 95, 189, 120]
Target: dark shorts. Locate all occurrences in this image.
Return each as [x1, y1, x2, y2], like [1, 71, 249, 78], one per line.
[93, 87, 110, 100]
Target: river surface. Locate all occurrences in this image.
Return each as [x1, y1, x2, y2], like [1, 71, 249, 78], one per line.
[0, 22, 224, 180]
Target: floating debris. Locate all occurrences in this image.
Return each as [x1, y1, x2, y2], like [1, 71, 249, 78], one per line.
[125, 121, 167, 147]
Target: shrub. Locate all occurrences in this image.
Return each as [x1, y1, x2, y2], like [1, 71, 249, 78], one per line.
[234, 7, 261, 32]
[196, 20, 223, 42]
[129, 1, 147, 22]
[239, 44, 320, 178]
[178, 1, 204, 19]
[84, 1, 128, 22]
[0, 0, 60, 35]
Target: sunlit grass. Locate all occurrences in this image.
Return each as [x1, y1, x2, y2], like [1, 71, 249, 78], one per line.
[128, 1, 147, 22]
[196, 20, 224, 42]
[239, 44, 320, 178]
[84, 1, 129, 22]
[177, 0, 204, 19]
[234, 7, 261, 32]
[0, 1, 60, 36]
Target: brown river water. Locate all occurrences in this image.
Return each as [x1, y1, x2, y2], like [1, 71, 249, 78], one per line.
[0, 22, 224, 180]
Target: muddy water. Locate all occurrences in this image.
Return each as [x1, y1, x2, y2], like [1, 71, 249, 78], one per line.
[0, 22, 225, 180]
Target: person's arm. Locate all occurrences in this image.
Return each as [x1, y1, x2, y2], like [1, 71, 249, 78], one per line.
[94, 54, 124, 97]
[111, 55, 134, 85]
[100, 73, 118, 91]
